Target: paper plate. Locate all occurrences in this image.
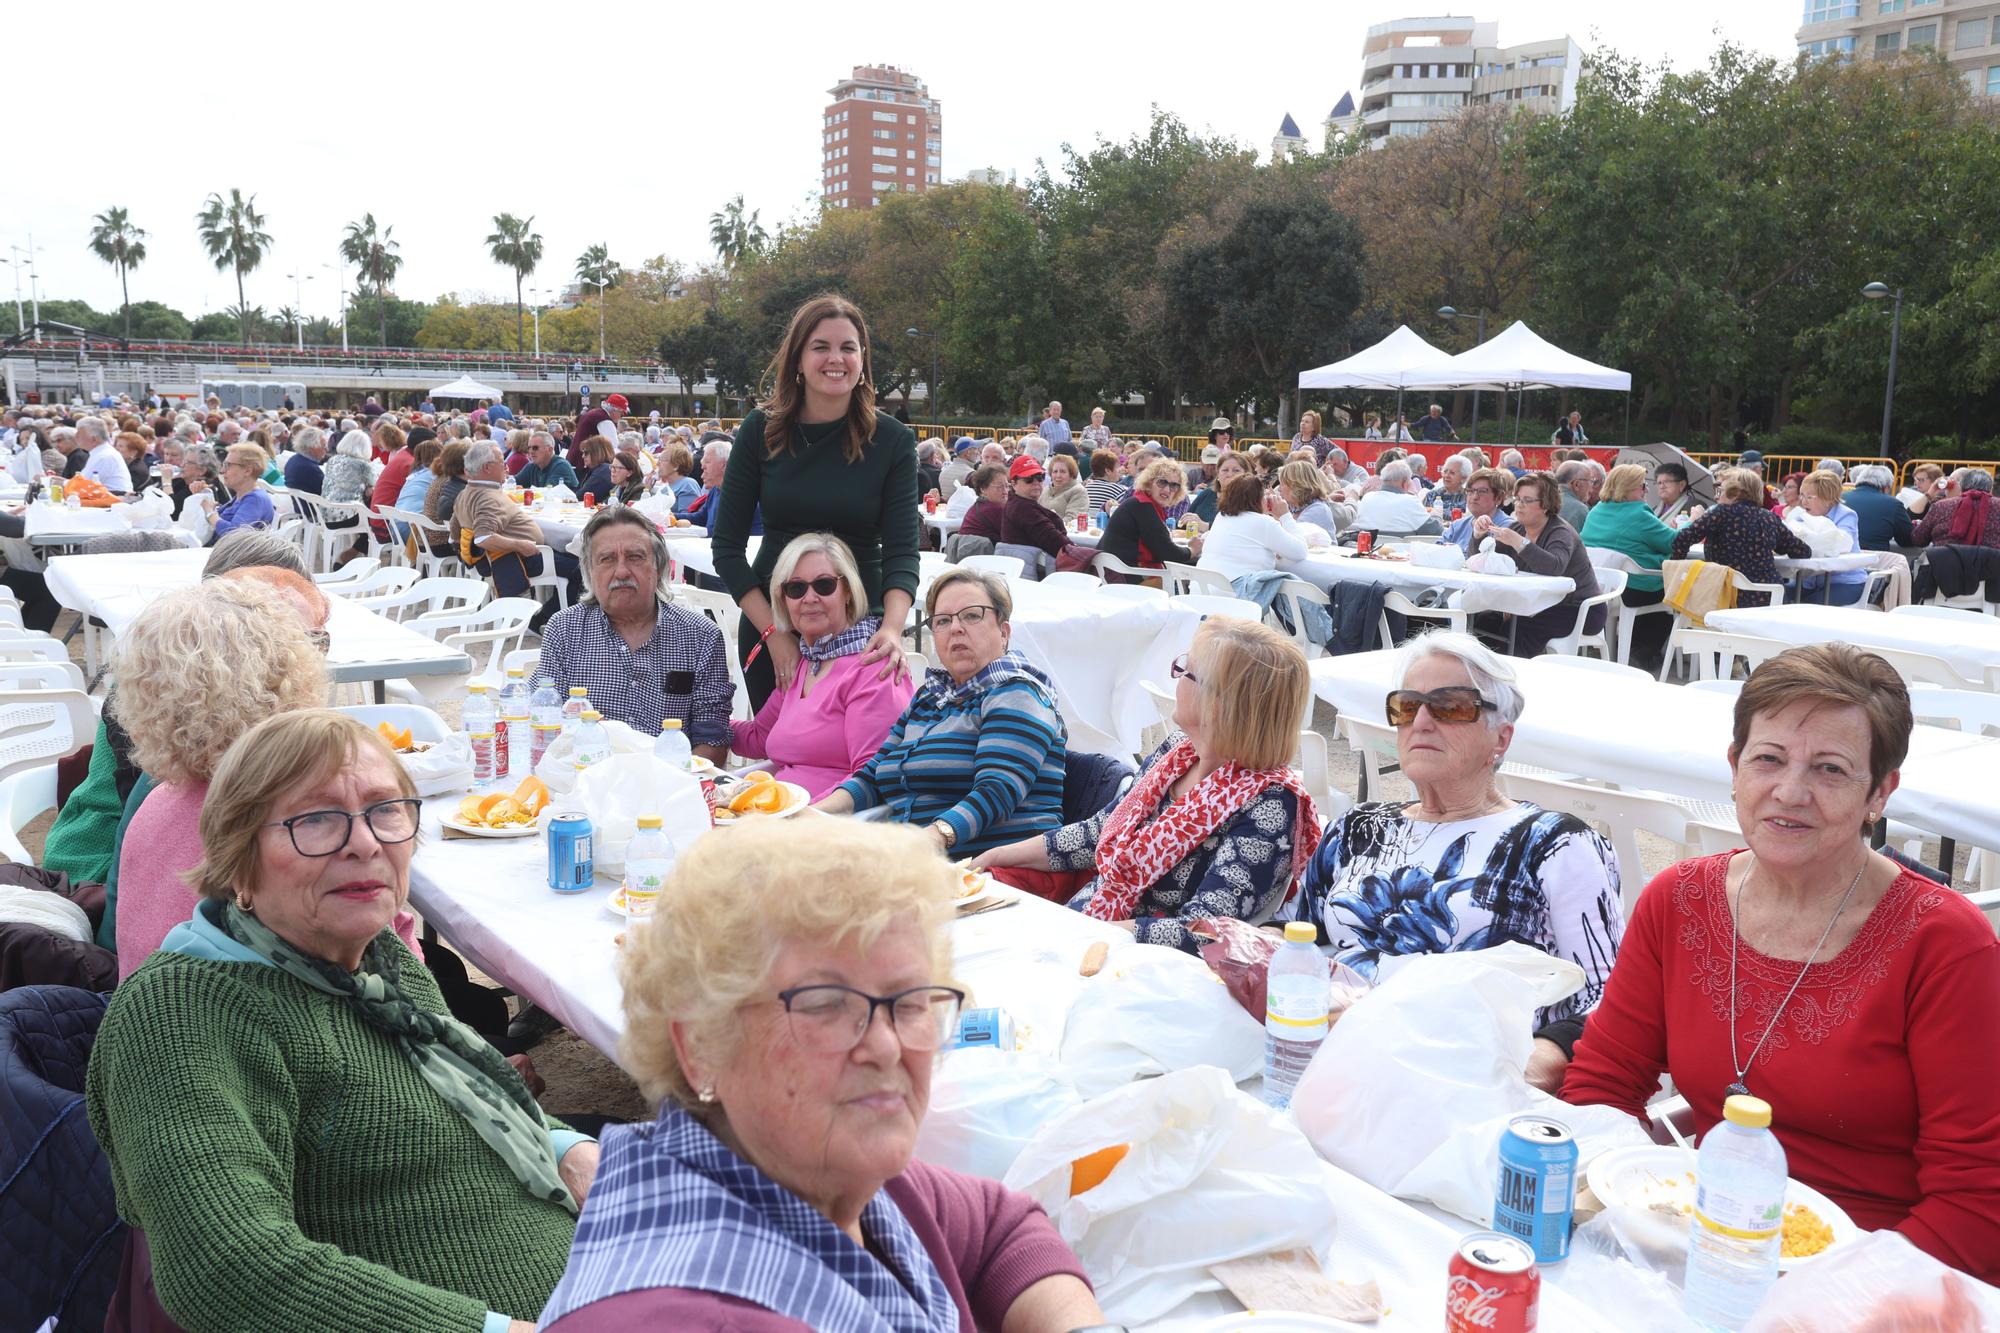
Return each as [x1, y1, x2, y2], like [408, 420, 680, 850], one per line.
[952, 869, 997, 908]
[711, 780, 811, 821]
[605, 887, 662, 920]
[1587, 1145, 1860, 1271]
[440, 814, 542, 839]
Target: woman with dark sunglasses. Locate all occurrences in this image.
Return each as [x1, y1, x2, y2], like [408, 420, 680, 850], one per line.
[1277, 631, 1624, 1088]
[727, 532, 915, 799]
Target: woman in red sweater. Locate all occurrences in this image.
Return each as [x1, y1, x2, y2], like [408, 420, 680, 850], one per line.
[1562, 643, 2000, 1282]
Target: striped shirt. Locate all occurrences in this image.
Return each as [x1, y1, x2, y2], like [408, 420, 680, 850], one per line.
[838, 652, 1066, 854]
[1083, 478, 1128, 514]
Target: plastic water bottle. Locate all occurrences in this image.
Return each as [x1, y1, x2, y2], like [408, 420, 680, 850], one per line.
[561, 686, 591, 737]
[464, 682, 498, 785]
[498, 668, 530, 779]
[1263, 921, 1330, 1110]
[654, 718, 692, 769]
[621, 815, 674, 913]
[1683, 1095, 1788, 1330]
[529, 676, 562, 770]
[572, 709, 610, 773]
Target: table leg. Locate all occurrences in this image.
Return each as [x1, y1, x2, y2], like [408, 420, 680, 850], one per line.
[373, 679, 387, 704]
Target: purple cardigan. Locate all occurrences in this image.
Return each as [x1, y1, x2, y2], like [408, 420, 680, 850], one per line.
[542, 1157, 1088, 1331]
[728, 652, 915, 800]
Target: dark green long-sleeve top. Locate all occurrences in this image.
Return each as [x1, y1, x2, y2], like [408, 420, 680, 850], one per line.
[712, 409, 921, 615]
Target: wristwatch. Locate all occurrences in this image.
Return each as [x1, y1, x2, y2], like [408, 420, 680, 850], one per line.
[930, 820, 957, 849]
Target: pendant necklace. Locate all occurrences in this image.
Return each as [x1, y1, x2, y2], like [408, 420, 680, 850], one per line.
[1725, 854, 1866, 1099]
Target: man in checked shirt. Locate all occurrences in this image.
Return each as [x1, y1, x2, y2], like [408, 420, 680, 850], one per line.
[535, 506, 735, 761]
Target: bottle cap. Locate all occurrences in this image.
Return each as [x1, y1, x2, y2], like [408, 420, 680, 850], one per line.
[569, 687, 588, 696]
[1283, 921, 1317, 944]
[467, 682, 489, 693]
[1722, 1094, 1772, 1129]
[507, 667, 525, 677]
[636, 814, 663, 829]
[582, 710, 602, 721]
[661, 719, 683, 731]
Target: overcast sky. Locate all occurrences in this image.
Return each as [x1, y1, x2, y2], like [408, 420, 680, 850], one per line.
[10, 1, 1797, 329]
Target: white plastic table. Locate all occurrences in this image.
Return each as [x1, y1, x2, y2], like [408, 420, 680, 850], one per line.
[44, 548, 472, 698]
[1291, 547, 1576, 617]
[1310, 650, 2000, 854]
[1706, 603, 2000, 688]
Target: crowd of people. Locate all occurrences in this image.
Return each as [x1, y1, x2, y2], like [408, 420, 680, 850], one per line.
[5, 292, 2000, 1331]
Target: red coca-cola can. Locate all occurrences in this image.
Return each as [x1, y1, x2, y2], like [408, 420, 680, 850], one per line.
[1356, 529, 1375, 556]
[696, 771, 720, 825]
[1447, 1232, 1539, 1333]
[1075, 510, 1088, 532]
[1452, 507, 1465, 521]
[924, 493, 938, 514]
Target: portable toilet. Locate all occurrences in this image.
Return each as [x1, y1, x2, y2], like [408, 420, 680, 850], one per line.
[283, 381, 307, 409]
[257, 382, 284, 410]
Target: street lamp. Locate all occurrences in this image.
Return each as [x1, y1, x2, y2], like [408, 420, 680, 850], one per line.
[1437, 305, 1487, 443]
[528, 286, 547, 359]
[1861, 282, 1903, 456]
[906, 326, 940, 431]
[321, 262, 348, 352]
[589, 278, 610, 360]
[284, 270, 314, 350]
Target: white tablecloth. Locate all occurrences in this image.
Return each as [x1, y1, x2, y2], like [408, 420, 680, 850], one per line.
[21, 500, 143, 546]
[1310, 651, 2000, 852]
[1292, 547, 1576, 617]
[1706, 603, 2000, 687]
[922, 511, 960, 540]
[44, 548, 472, 687]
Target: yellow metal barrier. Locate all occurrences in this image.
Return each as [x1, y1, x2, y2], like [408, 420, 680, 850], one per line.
[1900, 458, 1997, 486]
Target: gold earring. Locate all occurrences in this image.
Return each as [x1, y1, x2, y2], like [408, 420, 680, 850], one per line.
[234, 892, 253, 912]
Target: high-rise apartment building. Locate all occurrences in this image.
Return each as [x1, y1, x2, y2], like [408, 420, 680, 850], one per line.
[1796, 0, 2000, 96]
[1330, 16, 1581, 149]
[822, 64, 943, 209]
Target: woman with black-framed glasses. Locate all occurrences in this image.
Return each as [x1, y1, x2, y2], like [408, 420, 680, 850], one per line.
[86, 710, 591, 1333]
[545, 816, 1100, 1331]
[727, 532, 915, 799]
[1277, 631, 1624, 1091]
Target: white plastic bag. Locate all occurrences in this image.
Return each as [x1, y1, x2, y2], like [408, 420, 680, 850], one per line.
[1784, 510, 1850, 558]
[123, 490, 175, 531]
[1058, 946, 1266, 1099]
[567, 752, 712, 872]
[1002, 1065, 1340, 1324]
[398, 732, 474, 798]
[915, 1047, 1082, 1182]
[1291, 943, 1651, 1223]
[173, 497, 213, 545]
[533, 717, 652, 794]
[1408, 540, 1466, 571]
[1745, 1232, 2000, 1332]
[1466, 536, 1517, 576]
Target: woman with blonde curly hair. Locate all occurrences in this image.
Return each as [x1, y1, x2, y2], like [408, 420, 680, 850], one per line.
[542, 817, 1098, 1330]
[107, 573, 418, 978]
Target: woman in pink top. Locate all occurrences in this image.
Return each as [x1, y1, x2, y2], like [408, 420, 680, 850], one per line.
[112, 574, 421, 978]
[728, 533, 915, 799]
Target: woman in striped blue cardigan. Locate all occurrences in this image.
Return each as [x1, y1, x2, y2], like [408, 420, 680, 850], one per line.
[816, 568, 1067, 857]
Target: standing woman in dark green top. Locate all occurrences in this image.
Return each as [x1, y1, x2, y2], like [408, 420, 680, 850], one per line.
[713, 293, 921, 709]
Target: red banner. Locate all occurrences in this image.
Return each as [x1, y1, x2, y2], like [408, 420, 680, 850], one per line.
[1329, 439, 1617, 474]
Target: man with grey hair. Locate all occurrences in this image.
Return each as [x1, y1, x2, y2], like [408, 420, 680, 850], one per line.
[1555, 460, 1596, 530]
[1914, 467, 1998, 549]
[1353, 459, 1431, 533]
[1323, 445, 1367, 489]
[1815, 457, 1846, 480]
[516, 430, 579, 490]
[1499, 448, 1527, 476]
[214, 418, 244, 449]
[535, 505, 732, 757]
[1842, 462, 1913, 551]
[1415, 403, 1457, 443]
[453, 439, 581, 619]
[202, 528, 312, 580]
[76, 416, 133, 493]
[283, 426, 327, 495]
[1037, 400, 1071, 447]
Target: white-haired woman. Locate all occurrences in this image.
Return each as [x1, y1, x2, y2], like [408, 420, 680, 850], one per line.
[728, 533, 916, 799]
[322, 429, 375, 506]
[1843, 462, 1915, 551]
[542, 818, 1098, 1330]
[1279, 631, 1622, 1086]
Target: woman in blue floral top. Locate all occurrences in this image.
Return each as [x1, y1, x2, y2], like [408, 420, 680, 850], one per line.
[976, 618, 1320, 953]
[1279, 631, 1622, 1084]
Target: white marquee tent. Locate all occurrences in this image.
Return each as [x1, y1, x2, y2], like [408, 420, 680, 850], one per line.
[1297, 325, 1452, 390]
[429, 375, 506, 401]
[1412, 320, 1631, 393]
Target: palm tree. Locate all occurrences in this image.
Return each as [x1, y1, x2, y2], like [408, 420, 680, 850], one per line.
[707, 195, 767, 267]
[339, 213, 404, 348]
[485, 213, 543, 353]
[573, 243, 619, 290]
[87, 207, 148, 342]
[195, 189, 273, 345]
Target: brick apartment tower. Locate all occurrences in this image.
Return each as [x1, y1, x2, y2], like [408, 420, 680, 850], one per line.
[822, 64, 943, 209]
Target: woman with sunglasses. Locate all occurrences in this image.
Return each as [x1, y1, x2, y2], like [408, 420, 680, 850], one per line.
[1097, 459, 1197, 581]
[542, 816, 1099, 1330]
[87, 711, 591, 1333]
[727, 533, 916, 799]
[974, 617, 1321, 952]
[1278, 631, 1622, 1086]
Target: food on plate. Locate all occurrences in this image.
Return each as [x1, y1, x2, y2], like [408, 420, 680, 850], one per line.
[955, 868, 987, 899]
[453, 776, 551, 828]
[1781, 1202, 1833, 1259]
[373, 721, 433, 754]
[721, 770, 791, 817]
[1629, 1167, 1833, 1259]
[63, 476, 117, 507]
[1068, 1143, 1130, 1196]
[1079, 940, 1110, 977]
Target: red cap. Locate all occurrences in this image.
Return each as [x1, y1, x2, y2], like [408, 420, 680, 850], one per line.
[604, 393, 630, 412]
[1008, 455, 1046, 480]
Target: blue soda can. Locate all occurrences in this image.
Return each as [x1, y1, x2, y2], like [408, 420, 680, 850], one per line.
[1493, 1114, 1577, 1263]
[546, 810, 594, 893]
[947, 1007, 1016, 1051]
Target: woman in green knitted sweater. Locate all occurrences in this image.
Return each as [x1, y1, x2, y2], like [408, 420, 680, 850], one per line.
[86, 711, 595, 1333]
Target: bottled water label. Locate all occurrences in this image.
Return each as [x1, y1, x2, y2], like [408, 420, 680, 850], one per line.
[1265, 975, 1330, 1042]
[1694, 1183, 1782, 1240]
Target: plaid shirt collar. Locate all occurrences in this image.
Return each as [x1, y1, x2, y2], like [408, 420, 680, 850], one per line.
[541, 1105, 957, 1332]
[799, 615, 882, 668]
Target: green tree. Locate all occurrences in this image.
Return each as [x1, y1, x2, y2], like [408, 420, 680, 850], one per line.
[87, 206, 148, 341]
[939, 185, 1059, 413]
[122, 300, 192, 341]
[485, 213, 543, 353]
[194, 189, 272, 344]
[35, 299, 103, 332]
[345, 292, 431, 350]
[339, 213, 404, 347]
[708, 195, 767, 267]
[574, 243, 619, 290]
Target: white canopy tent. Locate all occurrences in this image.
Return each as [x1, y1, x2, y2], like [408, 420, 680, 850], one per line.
[1297, 325, 1455, 438]
[1407, 320, 1631, 443]
[429, 374, 506, 401]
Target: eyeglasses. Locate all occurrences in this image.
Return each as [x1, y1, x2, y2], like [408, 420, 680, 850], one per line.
[1155, 482, 1184, 495]
[777, 984, 968, 1053]
[262, 797, 422, 856]
[1384, 687, 1496, 727]
[930, 604, 996, 631]
[306, 627, 332, 654]
[1170, 653, 1200, 685]
[781, 575, 843, 600]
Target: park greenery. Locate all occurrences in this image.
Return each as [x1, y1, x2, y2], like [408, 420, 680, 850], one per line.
[37, 45, 2000, 454]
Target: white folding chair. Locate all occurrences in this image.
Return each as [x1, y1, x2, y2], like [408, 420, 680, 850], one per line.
[1498, 770, 1697, 920]
[1138, 679, 1178, 761]
[1586, 547, 1675, 666]
[335, 703, 452, 745]
[1162, 561, 1234, 598]
[317, 499, 383, 567]
[409, 598, 541, 687]
[0, 763, 59, 865]
[286, 491, 330, 572]
[1274, 578, 1329, 659]
[1291, 728, 1350, 824]
[959, 553, 1025, 580]
[358, 576, 491, 622]
[903, 649, 931, 679]
[528, 544, 573, 614]
[1380, 589, 1467, 642]
[387, 508, 463, 580]
[0, 603, 23, 632]
[315, 558, 381, 588]
[673, 585, 754, 720]
[0, 659, 88, 693]
[1667, 629, 1786, 683]
[0, 635, 74, 665]
[0, 687, 96, 785]
[1908, 684, 2000, 736]
[1170, 593, 1264, 623]
[1660, 569, 1785, 680]
[1090, 551, 1159, 585]
[1864, 643, 1979, 690]
[1039, 571, 1102, 594]
[325, 565, 419, 600]
[1543, 568, 1625, 659]
[504, 648, 543, 681]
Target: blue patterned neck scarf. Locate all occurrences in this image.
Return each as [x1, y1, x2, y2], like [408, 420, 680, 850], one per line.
[539, 1104, 958, 1332]
[799, 615, 882, 668]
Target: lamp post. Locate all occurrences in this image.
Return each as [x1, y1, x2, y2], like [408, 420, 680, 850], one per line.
[1861, 282, 1903, 456]
[1436, 305, 1486, 443]
[589, 278, 609, 360]
[321, 262, 348, 352]
[906, 326, 939, 430]
[528, 286, 546, 359]
[284, 270, 314, 350]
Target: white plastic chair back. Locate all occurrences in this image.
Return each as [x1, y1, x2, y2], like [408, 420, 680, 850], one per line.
[335, 703, 452, 745]
[0, 687, 96, 785]
[959, 553, 1025, 580]
[0, 763, 59, 865]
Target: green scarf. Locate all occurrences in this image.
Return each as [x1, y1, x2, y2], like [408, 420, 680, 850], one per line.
[221, 903, 577, 1215]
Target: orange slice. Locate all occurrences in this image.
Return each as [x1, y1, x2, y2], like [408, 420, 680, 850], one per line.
[728, 785, 761, 814]
[394, 727, 414, 751]
[456, 794, 487, 823]
[1069, 1143, 1130, 1196]
[376, 721, 399, 745]
[749, 784, 786, 813]
[513, 775, 550, 817]
[744, 770, 776, 785]
[473, 793, 509, 822]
